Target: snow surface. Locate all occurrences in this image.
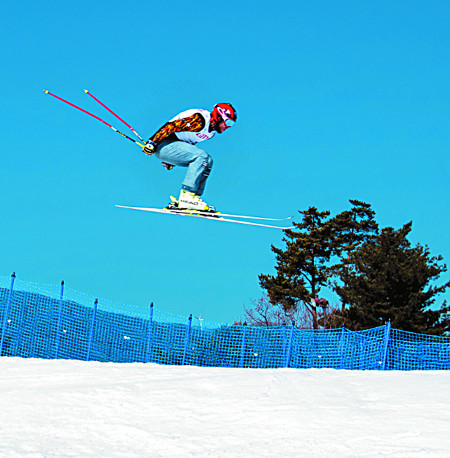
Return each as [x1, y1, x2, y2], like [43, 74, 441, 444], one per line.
[1, 359, 450, 457]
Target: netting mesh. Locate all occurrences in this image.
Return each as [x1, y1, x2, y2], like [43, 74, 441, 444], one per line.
[387, 328, 450, 370]
[1, 276, 449, 369]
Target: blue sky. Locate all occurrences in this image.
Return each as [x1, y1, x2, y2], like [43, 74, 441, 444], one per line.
[1, 1, 449, 323]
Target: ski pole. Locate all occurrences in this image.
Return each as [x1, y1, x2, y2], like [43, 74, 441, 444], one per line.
[84, 89, 145, 142]
[43, 90, 145, 148]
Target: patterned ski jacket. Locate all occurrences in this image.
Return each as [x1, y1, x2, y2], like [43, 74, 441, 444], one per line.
[150, 109, 215, 145]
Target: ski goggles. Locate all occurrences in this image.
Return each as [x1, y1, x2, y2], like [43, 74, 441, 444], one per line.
[223, 118, 236, 128]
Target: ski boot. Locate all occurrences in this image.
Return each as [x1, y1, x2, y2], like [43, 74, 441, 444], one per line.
[167, 191, 216, 213]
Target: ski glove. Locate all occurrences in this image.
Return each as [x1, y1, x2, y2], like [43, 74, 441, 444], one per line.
[162, 162, 174, 171]
[143, 140, 157, 156]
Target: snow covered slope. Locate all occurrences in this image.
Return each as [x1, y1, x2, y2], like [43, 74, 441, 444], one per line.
[1, 358, 449, 457]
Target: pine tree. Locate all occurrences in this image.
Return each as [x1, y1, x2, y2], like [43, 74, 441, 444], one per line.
[259, 207, 334, 328]
[259, 201, 379, 329]
[329, 199, 379, 258]
[334, 222, 450, 334]
[328, 200, 379, 310]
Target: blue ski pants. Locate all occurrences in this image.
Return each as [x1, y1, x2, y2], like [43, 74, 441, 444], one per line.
[155, 140, 213, 196]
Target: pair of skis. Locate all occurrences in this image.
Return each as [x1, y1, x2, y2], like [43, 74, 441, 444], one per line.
[116, 205, 294, 230]
[44, 90, 294, 230]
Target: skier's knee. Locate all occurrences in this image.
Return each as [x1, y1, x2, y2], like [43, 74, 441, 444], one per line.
[198, 151, 213, 169]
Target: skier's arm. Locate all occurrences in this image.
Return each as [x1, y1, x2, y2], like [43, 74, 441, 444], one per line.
[150, 113, 206, 143]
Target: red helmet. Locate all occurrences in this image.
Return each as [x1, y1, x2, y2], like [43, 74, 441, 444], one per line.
[211, 103, 237, 128]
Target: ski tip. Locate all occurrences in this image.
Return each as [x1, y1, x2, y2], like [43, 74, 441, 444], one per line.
[43, 90, 49, 94]
[83, 89, 89, 94]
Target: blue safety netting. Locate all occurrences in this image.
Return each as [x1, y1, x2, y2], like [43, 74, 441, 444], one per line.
[1, 276, 449, 369]
[387, 328, 450, 370]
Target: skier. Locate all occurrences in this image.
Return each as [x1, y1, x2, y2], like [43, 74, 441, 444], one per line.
[142, 103, 237, 212]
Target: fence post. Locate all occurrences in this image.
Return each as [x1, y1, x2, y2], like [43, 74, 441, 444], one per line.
[381, 321, 391, 370]
[282, 323, 287, 367]
[339, 327, 346, 369]
[285, 321, 295, 368]
[54, 281, 65, 359]
[144, 302, 154, 363]
[86, 298, 98, 361]
[182, 314, 192, 366]
[239, 322, 247, 368]
[0, 272, 16, 357]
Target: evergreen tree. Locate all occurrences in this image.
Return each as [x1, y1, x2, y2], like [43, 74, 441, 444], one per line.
[259, 201, 379, 329]
[259, 207, 334, 328]
[328, 200, 379, 310]
[334, 222, 450, 335]
[329, 199, 379, 259]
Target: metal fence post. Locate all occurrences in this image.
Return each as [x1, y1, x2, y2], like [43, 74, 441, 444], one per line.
[144, 302, 154, 363]
[54, 281, 65, 359]
[381, 321, 391, 370]
[285, 321, 295, 368]
[86, 298, 98, 361]
[0, 272, 16, 356]
[239, 322, 247, 368]
[182, 314, 192, 366]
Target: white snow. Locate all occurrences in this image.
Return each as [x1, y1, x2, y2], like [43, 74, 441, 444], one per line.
[1, 358, 449, 457]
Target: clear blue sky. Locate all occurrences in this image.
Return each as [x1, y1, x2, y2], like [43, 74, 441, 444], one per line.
[1, 0, 449, 323]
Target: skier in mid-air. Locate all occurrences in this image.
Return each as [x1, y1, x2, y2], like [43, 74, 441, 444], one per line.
[44, 90, 290, 228]
[142, 103, 237, 212]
